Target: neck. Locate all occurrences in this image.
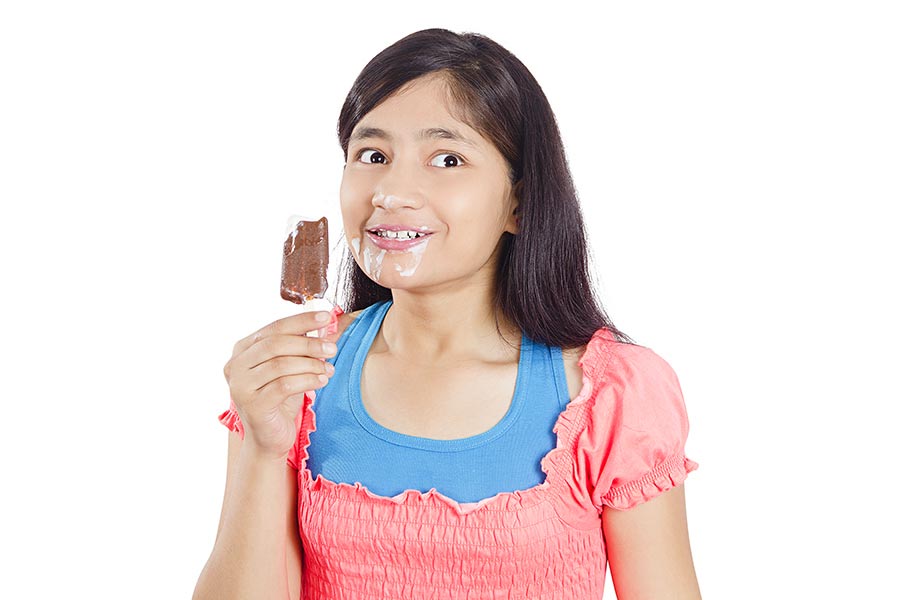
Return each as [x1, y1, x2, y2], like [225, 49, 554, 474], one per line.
[377, 283, 520, 363]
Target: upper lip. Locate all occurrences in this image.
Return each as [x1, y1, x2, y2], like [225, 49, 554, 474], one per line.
[366, 224, 434, 234]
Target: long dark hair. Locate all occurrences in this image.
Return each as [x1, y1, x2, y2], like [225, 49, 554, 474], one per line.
[334, 28, 634, 349]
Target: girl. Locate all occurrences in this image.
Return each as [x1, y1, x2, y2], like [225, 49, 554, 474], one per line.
[194, 28, 701, 600]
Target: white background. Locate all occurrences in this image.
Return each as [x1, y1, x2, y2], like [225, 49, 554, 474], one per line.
[1, 1, 897, 598]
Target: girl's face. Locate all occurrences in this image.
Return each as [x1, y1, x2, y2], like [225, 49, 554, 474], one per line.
[340, 74, 518, 292]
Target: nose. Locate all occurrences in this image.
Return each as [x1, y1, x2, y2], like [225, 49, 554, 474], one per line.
[371, 163, 424, 210]
[371, 190, 421, 210]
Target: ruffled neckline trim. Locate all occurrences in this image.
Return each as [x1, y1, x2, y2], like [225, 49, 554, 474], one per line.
[295, 325, 619, 517]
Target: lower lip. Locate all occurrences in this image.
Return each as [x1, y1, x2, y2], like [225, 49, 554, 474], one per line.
[365, 231, 433, 251]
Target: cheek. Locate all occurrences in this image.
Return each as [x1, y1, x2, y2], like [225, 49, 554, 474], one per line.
[339, 176, 366, 260]
[444, 186, 508, 231]
[338, 174, 357, 211]
[339, 175, 369, 221]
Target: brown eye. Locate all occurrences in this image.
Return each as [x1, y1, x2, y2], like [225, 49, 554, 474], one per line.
[430, 153, 464, 168]
[359, 149, 387, 164]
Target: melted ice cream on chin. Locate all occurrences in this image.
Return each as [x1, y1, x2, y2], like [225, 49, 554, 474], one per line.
[355, 231, 431, 283]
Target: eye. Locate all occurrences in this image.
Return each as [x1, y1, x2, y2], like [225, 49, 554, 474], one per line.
[430, 153, 465, 168]
[358, 149, 387, 164]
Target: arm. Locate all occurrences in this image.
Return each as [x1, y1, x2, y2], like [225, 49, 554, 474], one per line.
[193, 307, 358, 599]
[192, 430, 302, 600]
[604, 484, 701, 600]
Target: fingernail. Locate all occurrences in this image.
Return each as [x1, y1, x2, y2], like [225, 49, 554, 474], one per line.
[315, 311, 330, 322]
[324, 362, 335, 375]
[323, 342, 337, 354]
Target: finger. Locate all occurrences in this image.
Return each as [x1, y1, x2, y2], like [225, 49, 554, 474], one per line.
[247, 355, 335, 392]
[256, 372, 330, 401]
[232, 310, 333, 357]
[235, 333, 337, 372]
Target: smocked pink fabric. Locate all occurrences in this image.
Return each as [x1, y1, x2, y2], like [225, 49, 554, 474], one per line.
[218, 326, 698, 598]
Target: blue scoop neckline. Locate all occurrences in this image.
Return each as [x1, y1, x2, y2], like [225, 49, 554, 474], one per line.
[347, 300, 530, 452]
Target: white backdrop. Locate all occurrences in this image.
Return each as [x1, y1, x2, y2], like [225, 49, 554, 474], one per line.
[1, 1, 897, 598]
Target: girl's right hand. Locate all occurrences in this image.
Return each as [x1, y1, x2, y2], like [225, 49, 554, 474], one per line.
[223, 310, 338, 460]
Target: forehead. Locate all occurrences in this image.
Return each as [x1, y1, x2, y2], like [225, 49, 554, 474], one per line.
[350, 76, 485, 148]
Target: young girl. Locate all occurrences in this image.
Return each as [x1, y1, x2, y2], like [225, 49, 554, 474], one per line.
[194, 28, 701, 600]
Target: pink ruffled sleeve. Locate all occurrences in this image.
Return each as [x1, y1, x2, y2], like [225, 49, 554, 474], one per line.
[217, 394, 310, 471]
[578, 339, 699, 511]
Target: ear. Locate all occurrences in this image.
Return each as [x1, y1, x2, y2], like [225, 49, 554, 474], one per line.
[505, 192, 520, 235]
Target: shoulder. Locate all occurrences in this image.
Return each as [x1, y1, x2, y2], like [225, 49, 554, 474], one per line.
[604, 339, 679, 387]
[572, 328, 673, 379]
[558, 328, 616, 393]
[559, 328, 677, 401]
[587, 336, 688, 432]
[560, 344, 588, 401]
[558, 328, 616, 401]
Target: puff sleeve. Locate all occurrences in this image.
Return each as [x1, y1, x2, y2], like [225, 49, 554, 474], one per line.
[578, 341, 699, 511]
[217, 393, 311, 471]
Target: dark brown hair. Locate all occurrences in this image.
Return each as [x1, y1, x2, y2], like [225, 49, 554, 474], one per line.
[334, 28, 633, 349]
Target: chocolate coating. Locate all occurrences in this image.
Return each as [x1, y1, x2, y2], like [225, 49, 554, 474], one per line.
[280, 217, 328, 304]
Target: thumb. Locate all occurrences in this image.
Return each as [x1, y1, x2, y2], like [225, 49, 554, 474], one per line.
[285, 391, 313, 420]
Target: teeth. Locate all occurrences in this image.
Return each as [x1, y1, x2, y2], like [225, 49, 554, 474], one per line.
[375, 230, 423, 240]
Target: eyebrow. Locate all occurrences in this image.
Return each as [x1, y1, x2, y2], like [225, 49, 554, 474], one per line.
[348, 126, 480, 149]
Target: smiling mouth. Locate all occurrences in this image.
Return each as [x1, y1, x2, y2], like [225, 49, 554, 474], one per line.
[367, 229, 431, 240]
[365, 229, 433, 250]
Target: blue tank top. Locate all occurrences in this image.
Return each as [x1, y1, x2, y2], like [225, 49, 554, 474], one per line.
[306, 300, 571, 503]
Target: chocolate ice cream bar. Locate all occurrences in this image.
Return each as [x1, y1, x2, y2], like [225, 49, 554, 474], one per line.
[281, 216, 328, 304]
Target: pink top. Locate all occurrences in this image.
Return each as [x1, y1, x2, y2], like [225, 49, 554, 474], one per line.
[218, 326, 699, 598]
